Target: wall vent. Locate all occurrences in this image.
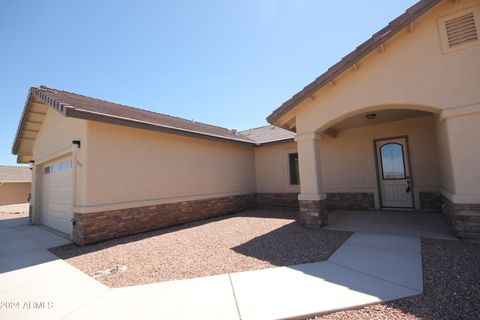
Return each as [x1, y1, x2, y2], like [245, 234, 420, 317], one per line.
[445, 12, 478, 48]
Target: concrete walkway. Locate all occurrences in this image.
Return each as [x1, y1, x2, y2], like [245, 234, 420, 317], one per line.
[0, 203, 29, 214]
[0, 212, 452, 320]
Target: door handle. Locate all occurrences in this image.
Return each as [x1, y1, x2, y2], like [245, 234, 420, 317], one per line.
[405, 176, 411, 193]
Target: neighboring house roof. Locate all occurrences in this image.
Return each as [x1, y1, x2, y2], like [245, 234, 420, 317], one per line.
[267, 0, 441, 124]
[240, 125, 295, 144]
[12, 86, 295, 159]
[0, 166, 31, 183]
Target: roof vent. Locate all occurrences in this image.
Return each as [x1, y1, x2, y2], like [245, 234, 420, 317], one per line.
[445, 12, 478, 48]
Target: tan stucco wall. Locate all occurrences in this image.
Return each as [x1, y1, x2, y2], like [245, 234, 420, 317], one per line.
[30, 108, 87, 222]
[320, 115, 440, 209]
[0, 183, 31, 205]
[254, 141, 299, 193]
[80, 121, 256, 212]
[285, 0, 480, 133]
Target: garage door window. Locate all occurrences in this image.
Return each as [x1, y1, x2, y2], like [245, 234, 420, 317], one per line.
[48, 160, 72, 175]
[60, 160, 72, 171]
[51, 163, 61, 173]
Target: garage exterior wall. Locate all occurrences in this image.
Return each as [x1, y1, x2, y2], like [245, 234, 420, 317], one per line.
[71, 121, 257, 244]
[30, 108, 87, 225]
[82, 121, 256, 212]
[0, 182, 31, 205]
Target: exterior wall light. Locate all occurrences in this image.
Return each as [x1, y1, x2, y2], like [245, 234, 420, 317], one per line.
[72, 140, 81, 151]
[29, 160, 35, 170]
[366, 113, 377, 120]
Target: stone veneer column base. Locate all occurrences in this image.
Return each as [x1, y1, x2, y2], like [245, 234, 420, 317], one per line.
[298, 199, 328, 228]
[441, 195, 480, 239]
[73, 193, 256, 245]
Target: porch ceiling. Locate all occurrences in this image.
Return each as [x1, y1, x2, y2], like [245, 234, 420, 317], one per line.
[331, 109, 431, 131]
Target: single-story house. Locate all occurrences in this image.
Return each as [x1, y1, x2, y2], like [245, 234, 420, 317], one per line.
[0, 165, 31, 206]
[12, 0, 480, 244]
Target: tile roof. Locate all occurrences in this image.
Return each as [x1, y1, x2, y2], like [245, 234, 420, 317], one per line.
[267, 0, 442, 124]
[0, 166, 31, 183]
[14, 86, 294, 151]
[240, 125, 295, 144]
[30, 86, 256, 144]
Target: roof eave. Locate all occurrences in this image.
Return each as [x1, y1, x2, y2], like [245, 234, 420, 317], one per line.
[65, 108, 256, 147]
[11, 89, 34, 156]
[256, 137, 295, 147]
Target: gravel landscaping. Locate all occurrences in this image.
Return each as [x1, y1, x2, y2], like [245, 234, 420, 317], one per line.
[50, 209, 351, 288]
[313, 238, 480, 320]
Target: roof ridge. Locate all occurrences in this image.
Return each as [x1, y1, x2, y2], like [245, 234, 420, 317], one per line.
[38, 86, 239, 133]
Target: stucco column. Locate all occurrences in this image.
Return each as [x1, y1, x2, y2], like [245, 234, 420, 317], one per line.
[294, 132, 327, 228]
[438, 109, 480, 239]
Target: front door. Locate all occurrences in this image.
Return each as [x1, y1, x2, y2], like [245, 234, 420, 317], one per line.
[375, 137, 413, 208]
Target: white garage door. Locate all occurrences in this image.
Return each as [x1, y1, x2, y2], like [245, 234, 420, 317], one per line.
[41, 158, 73, 235]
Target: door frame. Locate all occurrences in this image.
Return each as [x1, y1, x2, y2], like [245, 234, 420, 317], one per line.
[373, 135, 415, 209]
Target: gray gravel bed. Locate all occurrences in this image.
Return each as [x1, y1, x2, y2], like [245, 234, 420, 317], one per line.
[313, 238, 480, 320]
[50, 209, 351, 288]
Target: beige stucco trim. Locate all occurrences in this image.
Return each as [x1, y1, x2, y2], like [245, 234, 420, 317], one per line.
[34, 147, 74, 166]
[73, 190, 256, 213]
[298, 193, 327, 201]
[441, 188, 480, 204]
[294, 132, 321, 142]
[440, 102, 480, 120]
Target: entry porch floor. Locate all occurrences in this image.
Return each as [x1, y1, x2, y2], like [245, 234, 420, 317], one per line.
[324, 210, 456, 240]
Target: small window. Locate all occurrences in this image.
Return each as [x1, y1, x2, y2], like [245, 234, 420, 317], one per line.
[51, 163, 61, 174]
[380, 143, 406, 180]
[44, 167, 50, 174]
[288, 153, 300, 185]
[60, 160, 72, 171]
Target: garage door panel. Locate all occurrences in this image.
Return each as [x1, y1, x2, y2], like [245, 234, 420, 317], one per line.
[41, 158, 73, 235]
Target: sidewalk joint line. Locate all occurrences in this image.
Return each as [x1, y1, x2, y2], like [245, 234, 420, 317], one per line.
[325, 260, 423, 293]
[59, 287, 110, 320]
[228, 273, 242, 320]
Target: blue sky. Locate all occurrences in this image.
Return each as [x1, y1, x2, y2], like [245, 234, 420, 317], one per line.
[0, 0, 417, 165]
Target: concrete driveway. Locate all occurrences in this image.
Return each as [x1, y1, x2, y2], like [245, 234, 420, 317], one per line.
[0, 210, 454, 320]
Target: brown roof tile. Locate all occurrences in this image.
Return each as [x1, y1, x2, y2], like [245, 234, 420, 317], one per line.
[30, 86, 256, 144]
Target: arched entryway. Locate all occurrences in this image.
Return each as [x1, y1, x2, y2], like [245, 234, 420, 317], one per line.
[294, 104, 450, 229]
